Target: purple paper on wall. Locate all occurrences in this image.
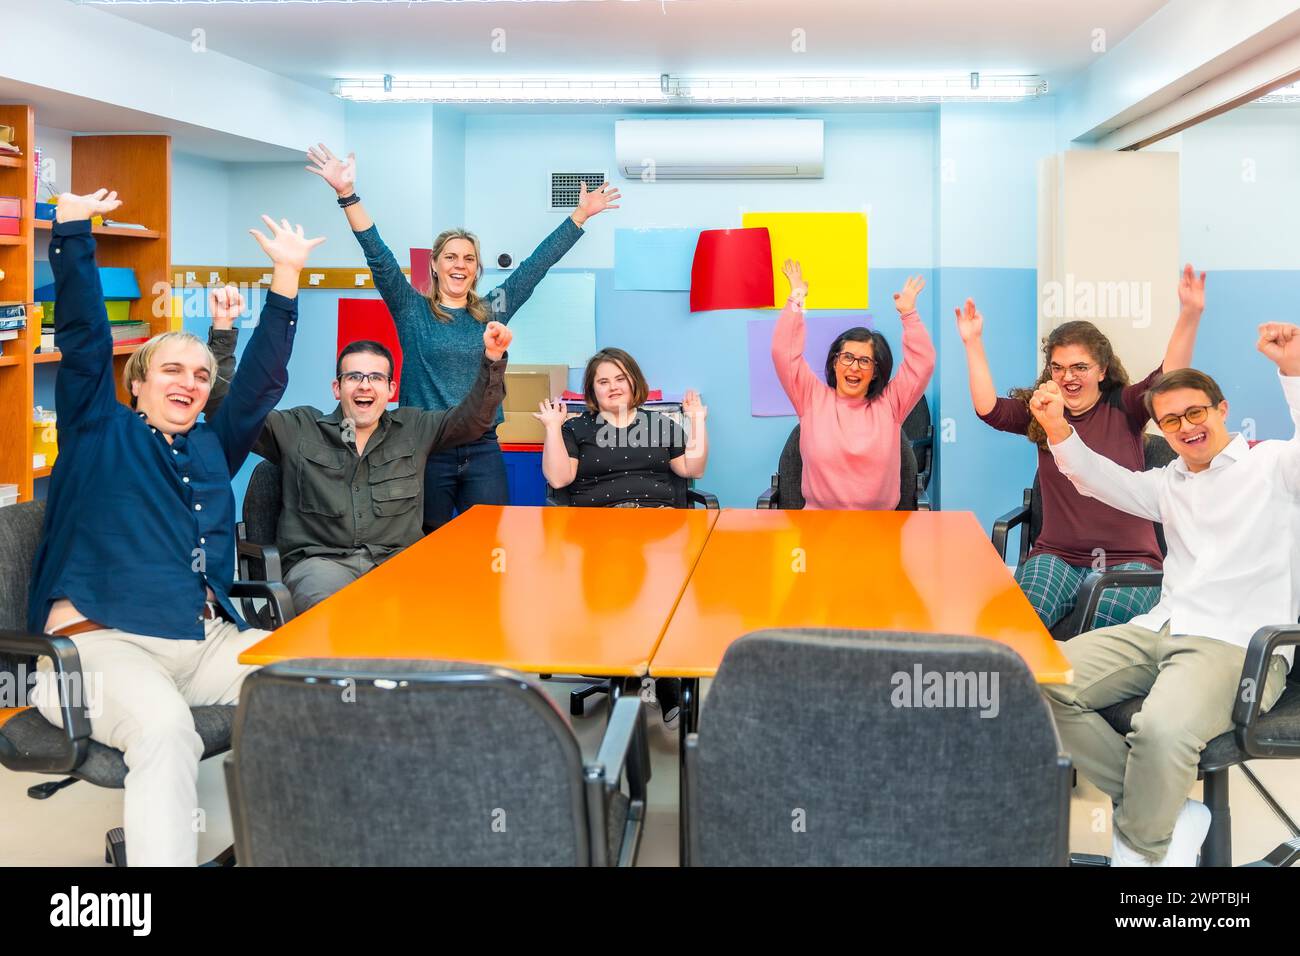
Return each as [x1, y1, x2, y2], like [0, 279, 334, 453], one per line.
[746, 312, 875, 417]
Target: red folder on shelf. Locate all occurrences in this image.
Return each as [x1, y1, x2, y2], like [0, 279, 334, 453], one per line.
[338, 299, 404, 402]
[689, 227, 774, 312]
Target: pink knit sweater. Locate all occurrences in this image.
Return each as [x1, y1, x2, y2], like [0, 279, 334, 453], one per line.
[771, 297, 936, 509]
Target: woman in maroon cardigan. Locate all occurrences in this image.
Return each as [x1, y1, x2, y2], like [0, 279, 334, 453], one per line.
[957, 265, 1206, 629]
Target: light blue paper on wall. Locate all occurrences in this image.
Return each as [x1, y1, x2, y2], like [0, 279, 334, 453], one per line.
[485, 270, 596, 366]
[614, 228, 700, 291]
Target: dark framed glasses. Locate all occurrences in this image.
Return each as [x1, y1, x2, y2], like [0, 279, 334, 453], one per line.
[836, 352, 876, 371]
[1156, 405, 1213, 433]
[339, 371, 391, 387]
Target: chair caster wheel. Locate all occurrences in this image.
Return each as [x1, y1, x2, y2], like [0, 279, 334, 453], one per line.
[105, 827, 127, 867]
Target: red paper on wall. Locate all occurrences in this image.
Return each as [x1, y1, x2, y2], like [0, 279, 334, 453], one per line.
[689, 227, 774, 312]
[410, 248, 432, 296]
[338, 298, 404, 402]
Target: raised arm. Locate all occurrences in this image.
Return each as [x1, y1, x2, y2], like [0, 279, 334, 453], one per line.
[1162, 264, 1206, 372]
[670, 390, 708, 479]
[1257, 322, 1300, 496]
[491, 181, 619, 322]
[307, 143, 424, 325]
[1031, 380, 1162, 520]
[49, 190, 124, 425]
[770, 259, 818, 414]
[882, 275, 936, 422]
[956, 298, 998, 417]
[536, 399, 579, 489]
[207, 216, 324, 475]
[426, 322, 510, 453]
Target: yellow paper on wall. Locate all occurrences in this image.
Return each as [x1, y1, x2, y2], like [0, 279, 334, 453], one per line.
[741, 211, 868, 309]
[169, 295, 184, 332]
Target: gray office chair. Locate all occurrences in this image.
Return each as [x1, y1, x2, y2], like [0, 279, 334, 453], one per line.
[0, 499, 293, 867]
[683, 629, 1072, 866]
[756, 425, 928, 511]
[903, 395, 935, 495]
[225, 658, 647, 866]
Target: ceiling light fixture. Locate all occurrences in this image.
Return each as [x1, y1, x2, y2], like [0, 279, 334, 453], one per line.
[333, 74, 1048, 105]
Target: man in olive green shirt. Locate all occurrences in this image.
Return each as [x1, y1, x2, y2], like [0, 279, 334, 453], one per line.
[206, 287, 511, 612]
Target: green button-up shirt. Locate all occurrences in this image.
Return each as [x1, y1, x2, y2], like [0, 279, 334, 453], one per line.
[207, 329, 505, 570]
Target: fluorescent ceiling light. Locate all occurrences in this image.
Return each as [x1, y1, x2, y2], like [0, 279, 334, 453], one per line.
[334, 74, 1048, 104]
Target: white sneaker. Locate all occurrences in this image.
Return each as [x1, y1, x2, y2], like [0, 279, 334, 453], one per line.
[1111, 828, 1153, 867]
[1156, 799, 1211, 867]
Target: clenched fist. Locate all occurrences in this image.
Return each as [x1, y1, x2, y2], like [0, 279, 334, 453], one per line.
[209, 284, 245, 330]
[1257, 322, 1300, 376]
[484, 321, 512, 360]
[1029, 380, 1072, 444]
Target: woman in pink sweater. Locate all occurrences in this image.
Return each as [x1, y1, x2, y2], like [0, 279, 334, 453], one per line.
[771, 260, 935, 510]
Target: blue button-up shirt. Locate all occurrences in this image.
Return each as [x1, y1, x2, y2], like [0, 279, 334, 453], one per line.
[27, 220, 297, 639]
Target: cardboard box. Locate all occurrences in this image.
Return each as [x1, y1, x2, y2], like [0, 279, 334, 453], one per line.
[496, 410, 547, 443]
[0, 125, 14, 145]
[503, 363, 568, 413]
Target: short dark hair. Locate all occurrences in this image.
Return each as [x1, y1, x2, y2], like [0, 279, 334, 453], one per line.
[582, 347, 649, 412]
[825, 327, 893, 401]
[336, 340, 394, 380]
[1143, 367, 1225, 419]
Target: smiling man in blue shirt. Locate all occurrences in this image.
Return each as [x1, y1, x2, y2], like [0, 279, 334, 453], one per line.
[28, 189, 324, 867]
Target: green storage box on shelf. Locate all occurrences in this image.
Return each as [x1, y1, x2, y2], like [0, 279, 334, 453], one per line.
[41, 300, 131, 324]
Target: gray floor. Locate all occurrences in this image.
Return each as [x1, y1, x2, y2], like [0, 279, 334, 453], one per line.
[1, 676, 1297, 866]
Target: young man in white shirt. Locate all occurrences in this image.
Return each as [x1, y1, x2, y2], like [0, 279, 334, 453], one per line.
[1031, 322, 1300, 867]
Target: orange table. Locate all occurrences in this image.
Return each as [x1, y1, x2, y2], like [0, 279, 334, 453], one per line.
[239, 505, 718, 677]
[651, 508, 1071, 683]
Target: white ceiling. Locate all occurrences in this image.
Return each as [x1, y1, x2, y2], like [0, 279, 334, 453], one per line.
[88, 0, 1170, 94]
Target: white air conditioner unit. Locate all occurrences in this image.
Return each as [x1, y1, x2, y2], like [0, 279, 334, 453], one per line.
[615, 118, 824, 180]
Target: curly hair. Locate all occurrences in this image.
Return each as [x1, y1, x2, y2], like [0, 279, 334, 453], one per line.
[1010, 321, 1130, 450]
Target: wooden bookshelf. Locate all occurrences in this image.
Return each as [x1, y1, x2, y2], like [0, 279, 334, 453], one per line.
[0, 112, 171, 502]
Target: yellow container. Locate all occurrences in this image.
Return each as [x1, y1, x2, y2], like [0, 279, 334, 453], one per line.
[33, 414, 58, 469]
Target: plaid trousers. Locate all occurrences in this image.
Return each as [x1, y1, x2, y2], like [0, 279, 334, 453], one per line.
[1015, 552, 1160, 630]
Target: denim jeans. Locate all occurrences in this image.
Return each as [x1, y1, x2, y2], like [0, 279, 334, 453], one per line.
[423, 432, 510, 532]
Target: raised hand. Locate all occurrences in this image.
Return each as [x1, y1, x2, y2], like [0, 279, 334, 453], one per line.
[1029, 380, 1068, 437]
[483, 320, 513, 360]
[894, 275, 926, 314]
[782, 259, 808, 304]
[533, 396, 570, 429]
[248, 215, 326, 270]
[55, 188, 122, 224]
[573, 181, 621, 225]
[209, 284, 245, 330]
[305, 143, 357, 197]
[1178, 264, 1207, 315]
[1257, 322, 1300, 376]
[954, 298, 983, 345]
[682, 389, 707, 421]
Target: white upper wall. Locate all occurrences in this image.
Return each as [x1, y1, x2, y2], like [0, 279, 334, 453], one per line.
[1, 0, 344, 155]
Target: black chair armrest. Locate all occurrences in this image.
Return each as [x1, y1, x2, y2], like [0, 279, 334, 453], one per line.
[991, 489, 1033, 562]
[756, 474, 779, 510]
[916, 490, 932, 512]
[0, 630, 92, 773]
[584, 694, 644, 866]
[1233, 624, 1300, 758]
[1058, 568, 1164, 639]
[237, 539, 282, 584]
[228, 582, 296, 627]
[687, 488, 720, 510]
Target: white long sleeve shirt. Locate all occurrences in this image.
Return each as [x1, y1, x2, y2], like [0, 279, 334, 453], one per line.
[1048, 372, 1300, 665]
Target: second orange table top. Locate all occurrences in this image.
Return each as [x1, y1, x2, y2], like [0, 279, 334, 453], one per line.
[240, 505, 718, 676]
[650, 509, 1072, 683]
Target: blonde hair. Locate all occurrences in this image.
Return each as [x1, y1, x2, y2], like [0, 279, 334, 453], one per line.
[122, 331, 216, 409]
[425, 228, 493, 325]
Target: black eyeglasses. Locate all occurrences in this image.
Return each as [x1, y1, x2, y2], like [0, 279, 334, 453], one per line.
[339, 371, 391, 387]
[1156, 405, 1213, 433]
[836, 352, 876, 371]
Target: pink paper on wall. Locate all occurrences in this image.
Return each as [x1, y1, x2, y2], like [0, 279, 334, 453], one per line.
[338, 298, 404, 402]
[746, 312, 876, 416]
